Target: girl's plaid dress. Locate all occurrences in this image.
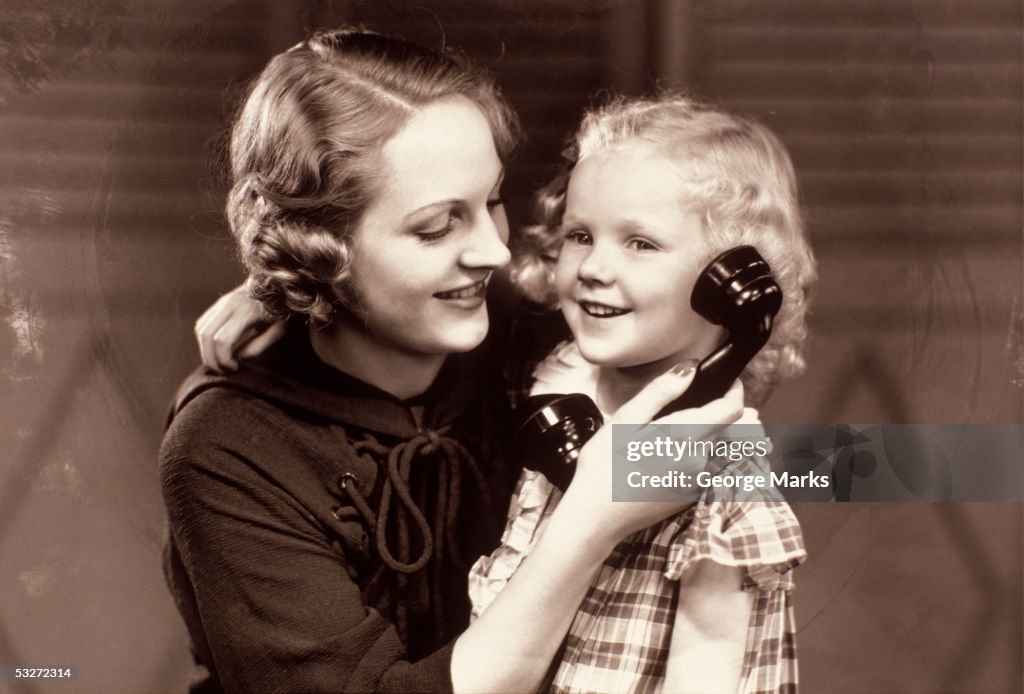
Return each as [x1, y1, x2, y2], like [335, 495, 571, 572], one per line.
[469, 341, 806, 694]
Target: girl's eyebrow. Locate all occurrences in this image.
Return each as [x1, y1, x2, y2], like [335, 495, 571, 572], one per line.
[559, 217, 581, 231]
[562, 214, 652, 234]
[561, 211, 587, 227]
[617, 219, 651, 234]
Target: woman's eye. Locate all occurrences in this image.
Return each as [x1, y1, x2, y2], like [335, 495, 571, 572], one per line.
[564, 229, 592, 246]
[486, 197, 505, 211]
[417, 213, 458, 242]
[626, 237, 658, 251]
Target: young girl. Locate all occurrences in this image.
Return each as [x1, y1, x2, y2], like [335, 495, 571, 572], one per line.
[468, 95, 817, 694]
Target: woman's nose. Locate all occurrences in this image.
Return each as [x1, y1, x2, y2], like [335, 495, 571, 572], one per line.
[460, 211, 511, 269]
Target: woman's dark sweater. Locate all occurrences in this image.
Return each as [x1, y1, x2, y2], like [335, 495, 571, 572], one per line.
[160, 323, 516, 693]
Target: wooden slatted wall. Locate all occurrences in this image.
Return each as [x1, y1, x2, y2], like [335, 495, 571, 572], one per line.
[684, 0, 1022, 424]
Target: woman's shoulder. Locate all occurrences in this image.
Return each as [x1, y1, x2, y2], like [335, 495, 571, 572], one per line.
[159, 369, 357, 490]
[163, 373, 279, 454]
[160, 384, 285, 504]
[159, 374, 370, 541]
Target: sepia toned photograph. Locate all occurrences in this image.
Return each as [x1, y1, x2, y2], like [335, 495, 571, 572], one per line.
[0, 1, 1020, 692]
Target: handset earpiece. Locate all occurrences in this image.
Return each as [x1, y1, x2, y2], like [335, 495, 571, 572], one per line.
[654, 245, 782, 417]
[512, 245, 782, 490]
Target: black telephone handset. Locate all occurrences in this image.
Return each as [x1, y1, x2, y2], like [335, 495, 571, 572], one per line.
[513, 245, 782, 491]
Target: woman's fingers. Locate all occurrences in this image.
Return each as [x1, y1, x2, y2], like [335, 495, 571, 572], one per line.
[610, 376, 744, 479]
[655, 380, 745, 437]
[195, 285, 269, 373]
[209, 301, 270, 372]
[611, 363, 699, 425]
[614, 370, 744, 440]
[237, 320, 287, 360]
[196, 292, 239, 373]
[211, 321, 243, 373]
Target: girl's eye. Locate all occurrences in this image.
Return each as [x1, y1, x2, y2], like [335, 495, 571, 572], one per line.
[417, 213, 458, 243]
[564, 229, 592, 246]
[486, 197, 505, 211]
[626, 237, 658, 251]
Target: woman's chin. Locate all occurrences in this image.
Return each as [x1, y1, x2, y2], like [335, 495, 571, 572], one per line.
[434, 317, 490, 354]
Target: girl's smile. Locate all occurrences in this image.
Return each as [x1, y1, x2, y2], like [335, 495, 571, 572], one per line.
[577, 299, 631, 318]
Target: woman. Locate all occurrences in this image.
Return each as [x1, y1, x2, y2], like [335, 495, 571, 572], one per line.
[161, 28, 741, 693]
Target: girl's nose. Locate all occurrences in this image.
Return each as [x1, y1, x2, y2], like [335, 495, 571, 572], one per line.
[576, 243, 614, 285]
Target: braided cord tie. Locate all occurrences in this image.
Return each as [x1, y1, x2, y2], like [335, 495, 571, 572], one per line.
[340, 427, 495, 646]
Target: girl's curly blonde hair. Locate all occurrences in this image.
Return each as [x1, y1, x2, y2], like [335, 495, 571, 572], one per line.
[511, 95, 817, 405]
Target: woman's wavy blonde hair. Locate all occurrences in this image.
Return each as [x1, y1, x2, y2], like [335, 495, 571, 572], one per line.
[512, 95, 817, 404]
[226, 28, 521, 325]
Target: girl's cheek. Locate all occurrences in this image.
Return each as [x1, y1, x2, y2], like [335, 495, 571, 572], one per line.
[553, 256, 574, 285]
[554, 274, 573, 300]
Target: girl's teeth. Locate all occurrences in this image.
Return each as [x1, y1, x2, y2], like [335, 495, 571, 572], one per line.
[581, 302, 628, 317]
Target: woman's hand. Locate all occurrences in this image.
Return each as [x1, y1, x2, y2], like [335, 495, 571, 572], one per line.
[560, 368, 744, 548]
[195, 284, 286, 372]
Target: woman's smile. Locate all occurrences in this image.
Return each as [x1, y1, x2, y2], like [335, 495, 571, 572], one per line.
[434, 277, 489, 306]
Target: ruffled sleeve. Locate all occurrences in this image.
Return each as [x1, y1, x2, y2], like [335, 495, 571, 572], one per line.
[468, 341, 597, 619]
[467, 470, 562, 618]
[664, 499, 806, 591]
[661, 416, 806, 592]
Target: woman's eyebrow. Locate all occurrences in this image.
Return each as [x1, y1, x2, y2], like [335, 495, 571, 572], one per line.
[402, 200, 456, 222]
[402, 169, 506, 222]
